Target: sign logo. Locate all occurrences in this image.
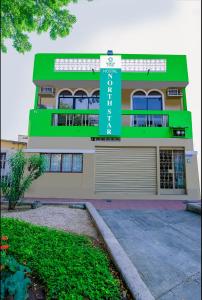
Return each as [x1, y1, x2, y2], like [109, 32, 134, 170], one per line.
[99, 55, 122, 136]
[106, 57, 115, 68]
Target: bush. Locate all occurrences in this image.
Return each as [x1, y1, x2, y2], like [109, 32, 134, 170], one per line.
[1, 218, 121, 300]
[1, 151, 45, 210]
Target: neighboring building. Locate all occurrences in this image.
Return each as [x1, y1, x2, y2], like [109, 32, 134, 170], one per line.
[18, 135, 28, 144]
[25, 53, 200, 200]
[1, 138, 27, 177]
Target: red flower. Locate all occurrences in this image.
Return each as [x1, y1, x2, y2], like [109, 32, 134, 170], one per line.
[1, 236, 8, 241]
[0, 245, 9, 250]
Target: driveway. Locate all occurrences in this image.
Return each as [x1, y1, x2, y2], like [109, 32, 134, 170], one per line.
[99, 209, 201, 300]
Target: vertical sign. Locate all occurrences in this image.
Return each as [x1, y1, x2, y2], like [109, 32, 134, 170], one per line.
[99, 55, 122, 136]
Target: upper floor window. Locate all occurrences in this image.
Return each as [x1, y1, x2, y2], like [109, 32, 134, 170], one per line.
[74, 90, 89, 109]
[58, 90, 73, 109]
[57, 89, 100, 110]
[89, 90, 100, 109]
[132, 90, 163, 110]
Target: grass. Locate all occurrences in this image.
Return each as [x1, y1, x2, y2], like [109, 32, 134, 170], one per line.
[1, 217, 121, 300]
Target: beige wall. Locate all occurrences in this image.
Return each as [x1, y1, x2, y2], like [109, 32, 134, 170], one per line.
[25, 153, 95, 199]
[1, 140, 27, 150]
[38, 87, 183, 111]
[25, 138, 200, 200]
[27, 136, 194, 150]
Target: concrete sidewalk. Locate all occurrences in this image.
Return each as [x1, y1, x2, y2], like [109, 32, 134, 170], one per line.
[99, 209, 201, 300]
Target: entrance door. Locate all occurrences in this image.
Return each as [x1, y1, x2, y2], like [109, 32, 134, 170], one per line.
[160, 149, 186, 194]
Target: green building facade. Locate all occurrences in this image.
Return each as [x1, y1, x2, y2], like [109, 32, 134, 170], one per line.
[25, 53, 200, 200]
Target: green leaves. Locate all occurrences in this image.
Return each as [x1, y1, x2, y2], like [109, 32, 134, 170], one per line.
[1, 0, 81, 53]
[2, 218, 121, 299]
[0, 252, 31, 300]
[1, 151, 45, 209]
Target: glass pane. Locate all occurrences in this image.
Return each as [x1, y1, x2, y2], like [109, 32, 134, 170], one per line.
[72, 154, 82, 172]
[88, 115, 99, 126]
[75, 97, 88, 109]
[133, 96, 147, 110]
[149, 115, 163, 127]
[42, 154, 51, 172]
[73, 114, 82, 125]
[134, 115, 147, 126]
[50, 154, 61, 172]
[89, 97, 99, 109]
[59, 97, 73, 109]
[174, 151, 185, 189]
[62, 154, 72, 172]
[147, 97, 162, 110]
[58, 114, 66, 125]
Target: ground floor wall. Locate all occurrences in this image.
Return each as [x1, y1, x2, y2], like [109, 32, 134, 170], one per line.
[24, 137, 200, 200]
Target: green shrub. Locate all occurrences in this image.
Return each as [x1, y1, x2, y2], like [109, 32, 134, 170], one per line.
[1, 151, 45, 210]
[1, 218, 121, 300]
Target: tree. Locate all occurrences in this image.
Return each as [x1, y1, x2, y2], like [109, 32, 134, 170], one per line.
[1, 151, 45, 210]
[1, 0, 91, 54]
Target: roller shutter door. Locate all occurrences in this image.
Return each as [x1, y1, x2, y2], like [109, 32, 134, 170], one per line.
[95, 147, 157, 194]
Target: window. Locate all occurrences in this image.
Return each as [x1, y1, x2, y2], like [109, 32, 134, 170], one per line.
[58, 90, 73, 109]
[58, 89, 100, 110]
[147, 91, 162, 110]
[41, 153, 83, 173]
[74, 90, 88, 109]
[50, 154, 61, 172]
[132, 90, 163, 110]
[132, 91, 147, 110]
[89, 90, 100, 109]
[0, 153, 6, 169]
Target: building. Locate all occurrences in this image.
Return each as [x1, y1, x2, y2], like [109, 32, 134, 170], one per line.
[1, 137, 27, 177]
[25, 53, 200, 200]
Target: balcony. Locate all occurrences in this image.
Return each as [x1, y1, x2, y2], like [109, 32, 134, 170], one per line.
[28, 109, 192, 139]
[52, 113, 168, 127]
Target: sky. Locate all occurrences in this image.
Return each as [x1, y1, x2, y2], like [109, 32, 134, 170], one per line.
[1, 0, 201, 180]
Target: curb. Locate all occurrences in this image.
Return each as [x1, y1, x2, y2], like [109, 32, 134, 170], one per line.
[86, 202, 155, 300]
[186, 202, 201, 215]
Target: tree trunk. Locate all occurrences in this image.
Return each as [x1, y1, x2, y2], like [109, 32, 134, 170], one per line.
[8, 201, 16, 210]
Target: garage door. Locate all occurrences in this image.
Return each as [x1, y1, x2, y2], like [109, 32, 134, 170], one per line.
[95, 147, 157, 194]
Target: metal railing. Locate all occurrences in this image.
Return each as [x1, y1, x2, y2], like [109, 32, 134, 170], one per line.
[131, 115, 168, 127]
[52, 113, 168, 127]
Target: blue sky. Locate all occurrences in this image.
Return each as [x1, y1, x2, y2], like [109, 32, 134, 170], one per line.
[1, 0, 201, 178]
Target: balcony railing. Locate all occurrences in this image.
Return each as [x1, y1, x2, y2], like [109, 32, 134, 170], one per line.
[52, 113, 168, 127]
[52, 114, 99, 126]
[131, 115, 168, 127]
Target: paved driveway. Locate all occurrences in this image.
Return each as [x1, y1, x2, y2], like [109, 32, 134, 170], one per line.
[99, 209, 201, 300]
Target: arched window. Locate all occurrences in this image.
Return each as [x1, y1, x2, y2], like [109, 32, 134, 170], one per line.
[147, 91, 163, 110]
[132, 90, 163, 110]
[74, 90, 88, 109]
[58, 90, 73, 109]
[132, 91, 147, 110]
[89, 90, 100, 109]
